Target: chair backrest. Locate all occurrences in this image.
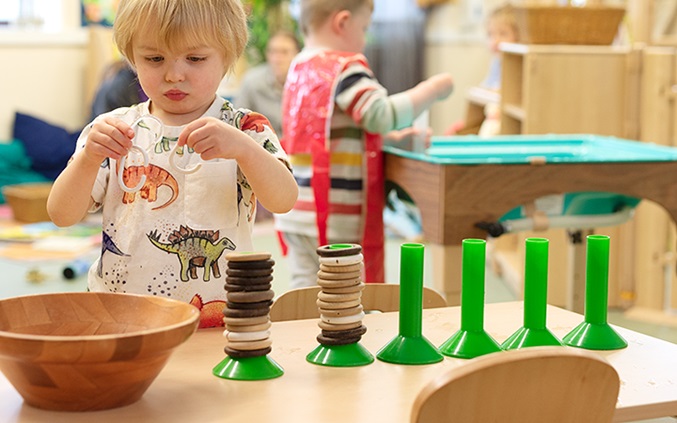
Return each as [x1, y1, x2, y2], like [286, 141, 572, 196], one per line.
[411, 346, 620, 423]
[269, 284, 447, 322]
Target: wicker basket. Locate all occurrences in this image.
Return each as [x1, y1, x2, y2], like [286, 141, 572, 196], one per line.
[514, 6, 625, 45]
[2, 183, 53, 223]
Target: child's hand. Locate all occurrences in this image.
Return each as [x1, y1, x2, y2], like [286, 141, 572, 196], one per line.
[178, 117, 247, 161]
[85, 117, 135, 163]
[427, 73, 454, 100]
[444, 120, 466, 136]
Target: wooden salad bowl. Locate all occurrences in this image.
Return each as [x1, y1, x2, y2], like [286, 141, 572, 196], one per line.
[0, 292, 200, 411]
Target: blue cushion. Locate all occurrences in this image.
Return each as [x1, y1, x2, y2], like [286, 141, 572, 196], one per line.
[12, 112, 81, 180]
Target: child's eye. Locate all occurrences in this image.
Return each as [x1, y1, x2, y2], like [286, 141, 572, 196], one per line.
[146, 56, 164, 63]
[188, 56, 207, 62]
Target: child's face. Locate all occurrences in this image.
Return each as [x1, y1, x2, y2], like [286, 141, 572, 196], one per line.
[132, 26, 227, 126]
[341, 4, 372, 53]
[487, 19, 517, 55]
[265, 34, 299, 84]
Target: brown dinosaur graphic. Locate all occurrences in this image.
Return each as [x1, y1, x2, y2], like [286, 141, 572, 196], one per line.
[117, 163, 179, 210]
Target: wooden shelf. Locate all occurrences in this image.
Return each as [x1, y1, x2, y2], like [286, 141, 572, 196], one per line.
[499, 43, 632, 137]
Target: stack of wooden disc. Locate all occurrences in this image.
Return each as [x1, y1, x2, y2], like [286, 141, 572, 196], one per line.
[315, 244, 367, 346]
[222, 252, 275, 359]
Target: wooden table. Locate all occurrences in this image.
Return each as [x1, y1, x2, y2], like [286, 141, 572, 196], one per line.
[384, 146, 677, 304]
[1, 301, 676, 422]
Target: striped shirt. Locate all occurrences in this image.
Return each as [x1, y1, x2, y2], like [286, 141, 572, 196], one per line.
[275, 48, 414, 241]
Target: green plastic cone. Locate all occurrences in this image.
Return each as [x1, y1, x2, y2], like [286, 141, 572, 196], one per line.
[306, 343, 374, 367]
[563, 235, 627, 350]
[502, 238, 563, 349]
[377, 243, 443, 364]
[213, 354, 284, 380]
[439, 239, 502, 359]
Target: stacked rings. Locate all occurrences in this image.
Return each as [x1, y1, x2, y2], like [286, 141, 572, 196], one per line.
[315, 244, 367, 345]
[222, 252, 275, 359]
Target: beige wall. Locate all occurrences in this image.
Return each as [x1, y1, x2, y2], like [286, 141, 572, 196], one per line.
[0, 37, 88, 140]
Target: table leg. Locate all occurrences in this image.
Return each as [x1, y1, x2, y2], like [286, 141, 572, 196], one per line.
[429, 244, 462, 305]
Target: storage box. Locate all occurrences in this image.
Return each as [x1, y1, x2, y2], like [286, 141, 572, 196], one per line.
[2, 183, 53, 223]
[514, 6, 626, 45]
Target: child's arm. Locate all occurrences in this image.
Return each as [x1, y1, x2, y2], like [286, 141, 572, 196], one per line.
[406, 73, 454, 118]
[178, 117, 298, 213]
[47, 118, 134, 227]
[337, 69, 453, 135]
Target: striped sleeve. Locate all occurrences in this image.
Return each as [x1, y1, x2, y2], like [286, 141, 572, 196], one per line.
[334, 62, 414, 134]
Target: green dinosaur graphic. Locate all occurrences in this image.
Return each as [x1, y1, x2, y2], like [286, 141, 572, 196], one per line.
[147, 226, 236, 282]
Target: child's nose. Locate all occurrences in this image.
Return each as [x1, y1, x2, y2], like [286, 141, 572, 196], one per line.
[165, 60, 185, 82]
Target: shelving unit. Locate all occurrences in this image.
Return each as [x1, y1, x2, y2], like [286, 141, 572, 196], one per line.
[499, 43, 637, 137]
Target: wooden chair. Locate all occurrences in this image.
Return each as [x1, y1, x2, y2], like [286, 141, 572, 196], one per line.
[411, 346, 620, 423]
[269, 284, 447, 322]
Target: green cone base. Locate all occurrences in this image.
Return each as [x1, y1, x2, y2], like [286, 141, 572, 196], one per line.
[212, 354, 284, 380]
[501, 327, 564, 350]
[376, 335, 444, 365]
[563, 321, 628, 350]
[306, 342, 374, 367]
[439, 329, 502, 359]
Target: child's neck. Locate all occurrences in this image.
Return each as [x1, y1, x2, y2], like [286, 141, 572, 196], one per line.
[304, 33, 347, 53]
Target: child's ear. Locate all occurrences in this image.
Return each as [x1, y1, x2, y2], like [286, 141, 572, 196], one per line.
[331, 10, 352, 34]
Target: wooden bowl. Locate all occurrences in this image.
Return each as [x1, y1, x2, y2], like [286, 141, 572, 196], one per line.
[0, 292, 200, 411]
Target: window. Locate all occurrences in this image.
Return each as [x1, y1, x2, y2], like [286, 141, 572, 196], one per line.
[0, 0, 63, 31]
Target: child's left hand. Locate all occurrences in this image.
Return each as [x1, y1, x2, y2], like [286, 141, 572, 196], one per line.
[177, 117, 249, 161]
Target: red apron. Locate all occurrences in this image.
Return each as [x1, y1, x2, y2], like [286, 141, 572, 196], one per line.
[281, 50, 385, 283]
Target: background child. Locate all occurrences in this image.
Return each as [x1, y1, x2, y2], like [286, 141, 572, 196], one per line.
[446, 3, 518, 136]
[275, 0, 454, 288]
[236, 30, 302, 138]
[482, 3, 519, 91]
[236, 30, 302, 222]
[47, 0, 298, 328]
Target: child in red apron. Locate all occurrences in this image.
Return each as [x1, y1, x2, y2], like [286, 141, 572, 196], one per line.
[275, 0, 453, 288]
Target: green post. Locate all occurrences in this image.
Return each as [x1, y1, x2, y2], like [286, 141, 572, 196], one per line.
[439, 239, 502, 359]
[460, 239, 486, 332]
[585, 235, 609, 325]
[377, 243, 443, 365]
[563, 235, 627, 350]
[399, 243, 423, 338]
[502, 238, 562, 349]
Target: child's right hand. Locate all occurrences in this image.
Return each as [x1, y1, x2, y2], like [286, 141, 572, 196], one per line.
[83, 117, 135, 164]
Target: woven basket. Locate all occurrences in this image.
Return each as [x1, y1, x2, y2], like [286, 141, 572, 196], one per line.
[514, 6, 625, 45]
[2, 182, 52, 223]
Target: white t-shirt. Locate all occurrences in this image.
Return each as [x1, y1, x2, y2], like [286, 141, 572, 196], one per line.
[74, 96, 289, 327]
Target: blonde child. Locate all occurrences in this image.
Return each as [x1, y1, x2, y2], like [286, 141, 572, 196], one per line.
[274, 0, 454, 288]
[47, 0, 298, 328]
[446, 3, 519, 136]
[482, 3, 519, 91]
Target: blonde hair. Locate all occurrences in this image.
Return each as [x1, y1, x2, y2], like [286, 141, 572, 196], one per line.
[113, 0, 248, 73]
[488, 4, 519, 41]
[299, 0, 374, 36]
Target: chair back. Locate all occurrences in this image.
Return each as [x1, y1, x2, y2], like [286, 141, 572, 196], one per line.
[411, 346, 620, 423]
[270, 284, 446, 322]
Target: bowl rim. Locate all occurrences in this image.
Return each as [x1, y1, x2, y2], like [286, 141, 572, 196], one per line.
[0, 291, 200, 342]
